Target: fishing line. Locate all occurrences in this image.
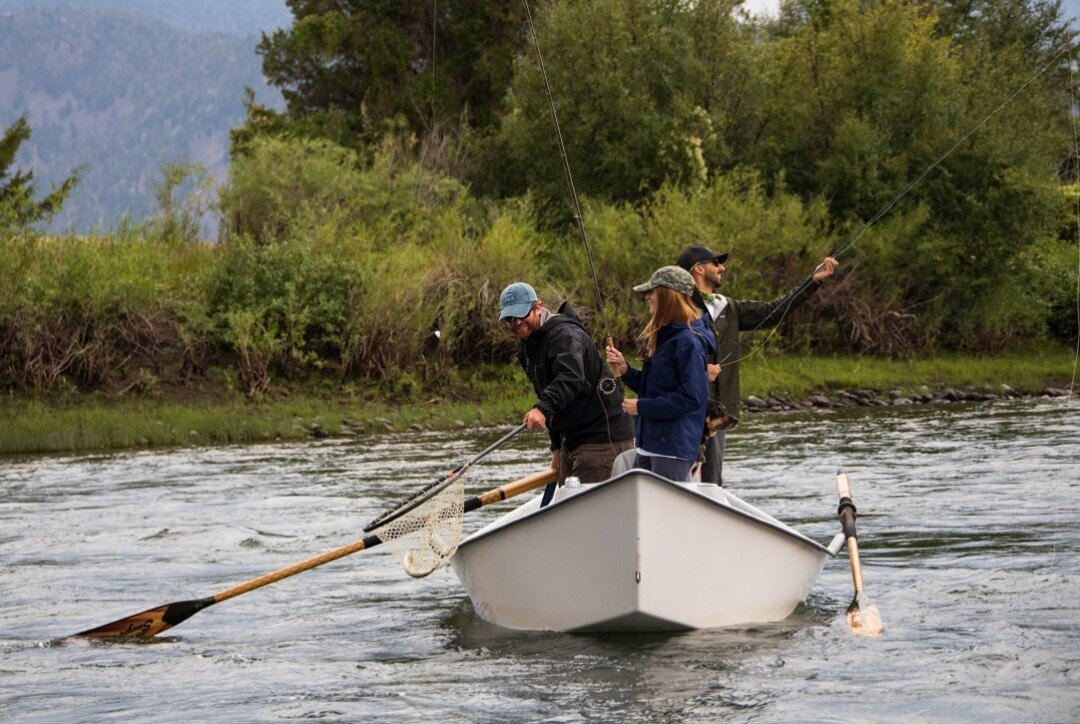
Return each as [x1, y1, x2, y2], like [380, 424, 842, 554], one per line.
[431, 0, 437, 127]
[723, 44, 1074, 370]
[1050, 53, 1080, 572]
[1070, 52, 1080, 406]
[521, 0, 624, 471]
[521, 0, 609, 341]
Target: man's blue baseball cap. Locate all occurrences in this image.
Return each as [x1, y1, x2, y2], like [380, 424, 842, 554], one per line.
[499, 282, 538, 320]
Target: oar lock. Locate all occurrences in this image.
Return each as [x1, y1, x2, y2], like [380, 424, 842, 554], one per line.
[837, 497, 857, 518]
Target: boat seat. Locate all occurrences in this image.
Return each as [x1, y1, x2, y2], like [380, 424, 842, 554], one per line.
[610, 449, 637, 477]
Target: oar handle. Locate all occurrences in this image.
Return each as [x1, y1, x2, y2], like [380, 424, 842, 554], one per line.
[836, 470, 853, 499]
[836, 470, 858, 540]
[470, 468, 558, 510]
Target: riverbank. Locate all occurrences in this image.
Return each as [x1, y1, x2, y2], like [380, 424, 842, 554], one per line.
[2, 350, 1075, 456]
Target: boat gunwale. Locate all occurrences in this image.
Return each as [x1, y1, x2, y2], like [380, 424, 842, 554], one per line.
[456, 468, 834, 556]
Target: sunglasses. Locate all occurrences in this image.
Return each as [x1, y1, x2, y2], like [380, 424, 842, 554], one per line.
[503, 304, 536, 327]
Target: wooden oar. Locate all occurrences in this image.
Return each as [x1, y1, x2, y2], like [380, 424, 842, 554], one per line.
[836, 470, 884, 636]
[73, 469, 558, 639]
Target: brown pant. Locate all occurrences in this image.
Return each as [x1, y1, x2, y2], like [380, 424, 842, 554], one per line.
[558, 438, 635, 484]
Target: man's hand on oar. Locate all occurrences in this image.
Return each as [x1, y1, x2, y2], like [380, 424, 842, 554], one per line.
[836, 470, 884, 637]
[72, 469, 558, 640]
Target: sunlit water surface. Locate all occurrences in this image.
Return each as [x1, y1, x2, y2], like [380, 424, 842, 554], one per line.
[1, 397, 1077, 721]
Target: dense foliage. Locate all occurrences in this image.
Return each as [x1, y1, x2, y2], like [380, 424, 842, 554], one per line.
[1, 0, 1077, 397]
[255, 0, 523, 147]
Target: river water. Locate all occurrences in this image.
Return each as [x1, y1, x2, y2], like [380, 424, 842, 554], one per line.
[1, 397, 1077, 721]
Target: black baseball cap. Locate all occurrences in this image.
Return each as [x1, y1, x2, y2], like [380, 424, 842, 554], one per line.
[677, 246, 729, 271]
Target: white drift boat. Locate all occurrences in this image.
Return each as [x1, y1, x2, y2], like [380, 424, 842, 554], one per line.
[451, 468, 845, 632]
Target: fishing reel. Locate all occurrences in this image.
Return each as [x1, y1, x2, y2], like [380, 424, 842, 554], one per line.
[597, 376, 618, 395]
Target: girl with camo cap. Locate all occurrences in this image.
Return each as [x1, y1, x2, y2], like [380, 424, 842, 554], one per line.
[605, 266, 716, 482]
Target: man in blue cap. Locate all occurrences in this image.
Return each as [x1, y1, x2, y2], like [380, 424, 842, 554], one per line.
[677, 246, 839, 485]
[499, 282, 635, 484]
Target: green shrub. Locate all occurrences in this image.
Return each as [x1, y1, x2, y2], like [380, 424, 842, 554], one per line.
[1026, 237, 1079, 345]
[204, 232, 353, 388]
[425, 201, 549, 365]
[0, 233, 212, 390]
[220, 134, 477, 247]
[561, 172, 834, 349]
[213, 146, 548, 388]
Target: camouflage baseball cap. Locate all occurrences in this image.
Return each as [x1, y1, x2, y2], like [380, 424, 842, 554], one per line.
[633, 265, 696, 296]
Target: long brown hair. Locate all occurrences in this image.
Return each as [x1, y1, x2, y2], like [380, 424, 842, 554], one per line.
[638, 287, 701, 357]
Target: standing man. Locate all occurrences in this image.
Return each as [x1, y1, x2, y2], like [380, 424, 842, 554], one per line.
[677, 246, 839, 486]
[499, 282, 635, 484]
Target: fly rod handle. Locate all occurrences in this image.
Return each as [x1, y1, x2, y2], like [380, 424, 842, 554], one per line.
[605, 336, 622, 378]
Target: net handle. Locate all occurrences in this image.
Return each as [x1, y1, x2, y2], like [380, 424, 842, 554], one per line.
[363, 423, 527, 532]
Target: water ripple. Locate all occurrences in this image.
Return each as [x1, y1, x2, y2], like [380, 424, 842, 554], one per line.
[0, 398, 1076, 721]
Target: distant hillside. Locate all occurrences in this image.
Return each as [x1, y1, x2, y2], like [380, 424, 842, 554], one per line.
[0, 7, 284, 233]
[0, 0, 290, 36]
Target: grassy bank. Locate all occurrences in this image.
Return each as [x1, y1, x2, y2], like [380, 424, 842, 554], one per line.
[743, 348, 1077, 399]
[1, 349, 1075, 456]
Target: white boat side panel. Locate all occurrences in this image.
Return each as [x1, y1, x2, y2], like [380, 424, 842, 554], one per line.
[452, 481, 641, 631]
[452, 471, 831, 632]
[637, 480, 828, 628]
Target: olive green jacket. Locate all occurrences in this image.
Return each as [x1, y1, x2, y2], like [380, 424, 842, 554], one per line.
[692, 280, 822, 417]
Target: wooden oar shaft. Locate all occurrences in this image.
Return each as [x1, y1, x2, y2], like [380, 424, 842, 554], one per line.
[214, 534, 381, 603]
[835, 469, 884, 636]
[474, 468, 557, 508]
[836, 470, 867, 592]
[364, 424, 528, 532]
[844, 535, 866, 594]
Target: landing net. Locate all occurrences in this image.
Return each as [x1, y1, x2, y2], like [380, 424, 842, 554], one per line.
[370, 475, 465, 578]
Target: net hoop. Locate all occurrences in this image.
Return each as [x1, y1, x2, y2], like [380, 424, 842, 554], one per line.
[372, 475, 465, 578]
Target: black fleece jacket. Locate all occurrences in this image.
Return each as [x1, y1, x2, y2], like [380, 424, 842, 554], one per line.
[518, 302, 634, 451]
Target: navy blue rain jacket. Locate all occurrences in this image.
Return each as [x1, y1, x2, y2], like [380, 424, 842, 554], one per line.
[622, 317, 716, 461]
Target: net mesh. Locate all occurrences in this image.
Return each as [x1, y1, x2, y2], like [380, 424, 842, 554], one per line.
[372, 475, 465, 578]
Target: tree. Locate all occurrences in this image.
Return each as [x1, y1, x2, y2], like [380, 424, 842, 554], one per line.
[927, 0, 1074, 59]
[493, 0, 757, 215]
[0, 116, 79, 232]
[757, 0, 1072, 350]
[254, 0, 525, 148]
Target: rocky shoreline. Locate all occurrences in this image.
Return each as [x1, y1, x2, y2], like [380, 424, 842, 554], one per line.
[739, 384, 1074, 414]
[324, 385, 1074, 438]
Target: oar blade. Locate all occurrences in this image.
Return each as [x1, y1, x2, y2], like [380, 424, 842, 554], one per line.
[74, 597, 215, 639]
[846, 593, 884, 637]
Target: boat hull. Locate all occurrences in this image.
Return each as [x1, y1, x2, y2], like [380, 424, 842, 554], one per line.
[450, 470, 834, 632]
